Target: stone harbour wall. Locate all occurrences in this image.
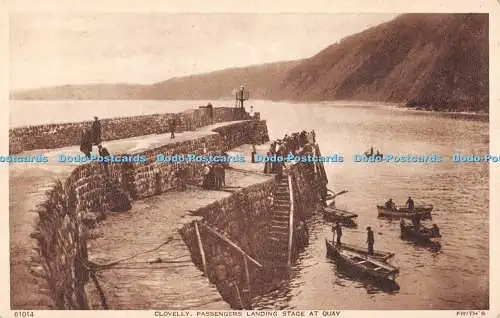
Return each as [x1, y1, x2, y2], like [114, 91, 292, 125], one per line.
[289, 161, 328, 217]
[178, 140, 329, 309]
[28, 117, 268, 309]
[29, 180, 90, 309]
[9, 107, 256, 154]
[179, 179, 276, 309]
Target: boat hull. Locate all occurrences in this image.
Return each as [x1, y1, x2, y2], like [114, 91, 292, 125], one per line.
[377, 205, 432, 220]
[325, 240, 398, 282]
[400, 221, 441, 247]
[323, 207, 358, 226]
[325, 240, 394, 261]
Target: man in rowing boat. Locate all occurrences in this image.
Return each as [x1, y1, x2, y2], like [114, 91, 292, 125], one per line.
[366, 227, 374, 255]
[431, 224, 441, 237]
[332, 222, 342, 245]
[406, 196, 415, 211]
[385, 198, 396, 210]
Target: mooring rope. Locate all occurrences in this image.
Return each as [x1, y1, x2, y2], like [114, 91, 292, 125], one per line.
[90, 236, 175, 270]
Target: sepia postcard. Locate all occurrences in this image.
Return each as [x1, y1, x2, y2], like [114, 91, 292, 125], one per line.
[0, 0, 498, 317]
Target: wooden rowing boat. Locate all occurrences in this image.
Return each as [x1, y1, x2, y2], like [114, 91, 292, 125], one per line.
[325, 239, 394, 261]
[325, 239, 399, 282]
[377, 204, 433, 220]
[400, 220, 441, 245]
[323, 207, 358, 226]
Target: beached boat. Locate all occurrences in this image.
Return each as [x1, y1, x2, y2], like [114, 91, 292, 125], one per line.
[377, 204, 433, 219]
[323, 207, 358, 226]
[325, 240, 394, 261]
[400, 220, 441, 245]
[325, 239, 399, 282]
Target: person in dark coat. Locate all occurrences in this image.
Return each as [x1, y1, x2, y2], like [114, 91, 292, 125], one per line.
[80, 129, 93, 158]
[170, 117, 177, 139]
[220, 163, 226, 187]
[202, 164, 214, 189]
[109, 186, 132, 212]
[385, 198, 396, 210]
[264, 151, 272, 173]
[251, 144, 256, 163]
[98, 144, 110, 157]
[275, 161, 284, 180]
[207, 102, 214, 122]
[334, 222, 342, 245]
[98, 144, 111, 175]
[406, 196, 415, 210]
[213, 164, 223, 190]
[175, 167, 187, 191]
[367, 226, 375, 255]
[91, 116, 101, 145]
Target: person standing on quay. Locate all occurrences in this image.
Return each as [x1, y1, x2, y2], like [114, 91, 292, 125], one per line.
[92, 116, 102, 145]
[207, 102, 214, 124]
[98, 144, 111, 176]
[366, 226, 375, 255]
[170, 117, 177, 139]
[80, 129, 93, 158]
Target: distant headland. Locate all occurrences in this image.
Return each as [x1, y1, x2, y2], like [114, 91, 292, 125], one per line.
[11, 13, 488, 114]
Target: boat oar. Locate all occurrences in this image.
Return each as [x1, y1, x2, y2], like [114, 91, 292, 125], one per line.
[328, 189, 348, 199]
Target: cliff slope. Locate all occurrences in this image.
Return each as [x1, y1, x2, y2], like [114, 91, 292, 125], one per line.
[12, 14, 488, 112]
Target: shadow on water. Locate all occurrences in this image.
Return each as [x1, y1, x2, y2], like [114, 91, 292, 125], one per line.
[327, 259, 401, 294]
[399, 236, 443, 254]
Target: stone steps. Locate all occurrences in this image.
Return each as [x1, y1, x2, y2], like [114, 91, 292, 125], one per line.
[264, 174, 292, 264]
[271, 219, 289, 227]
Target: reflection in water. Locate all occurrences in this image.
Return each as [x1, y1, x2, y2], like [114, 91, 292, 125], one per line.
[329, 260, 401, 294]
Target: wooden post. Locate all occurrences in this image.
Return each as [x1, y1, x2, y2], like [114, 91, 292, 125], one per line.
[233, 282, 244, 309]
[243, 256, 251, 291]
[199, 223, 263, 268]
[194, 221, 208, 275]
[287, 173, 295, 267]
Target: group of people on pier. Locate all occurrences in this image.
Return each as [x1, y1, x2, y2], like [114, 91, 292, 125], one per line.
[79, 117, 112, 172]
[202, 160, 227, 190]
[80, 116, 103, 158]
[263, 130, 317, 176]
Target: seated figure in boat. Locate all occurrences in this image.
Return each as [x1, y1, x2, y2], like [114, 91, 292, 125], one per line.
[431, 224, 441, 237]
[385, 198, 397, 210]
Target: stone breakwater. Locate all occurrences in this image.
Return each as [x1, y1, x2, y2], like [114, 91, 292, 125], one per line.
[26, 114, 268, 309]
[9, 107, 257, 154]
[179, 156, 328, 309]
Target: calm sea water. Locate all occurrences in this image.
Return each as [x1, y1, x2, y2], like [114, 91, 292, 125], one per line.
[10, 100, 489, 309]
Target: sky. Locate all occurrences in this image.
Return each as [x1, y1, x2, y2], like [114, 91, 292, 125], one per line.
[9, 13, 398, 90]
